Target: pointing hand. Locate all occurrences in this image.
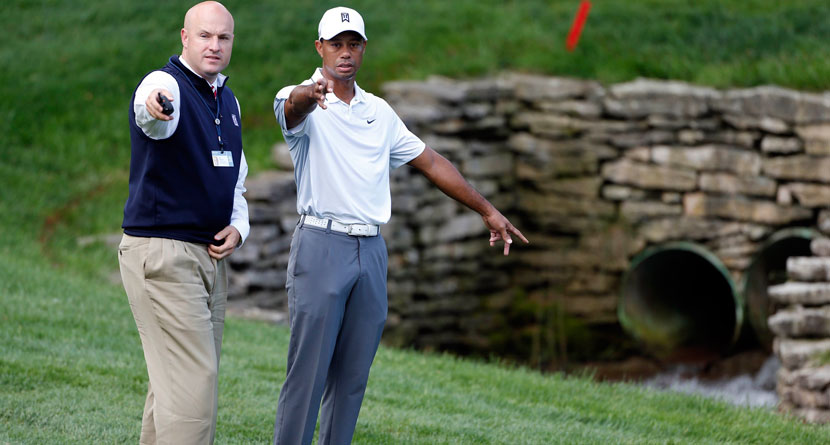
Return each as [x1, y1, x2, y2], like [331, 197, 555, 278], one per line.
[310, 77, 333, 110]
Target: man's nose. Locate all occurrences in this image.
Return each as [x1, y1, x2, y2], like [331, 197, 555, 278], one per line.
[209, 37, 221, 51]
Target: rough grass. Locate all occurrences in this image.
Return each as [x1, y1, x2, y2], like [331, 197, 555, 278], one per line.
[3, 0, 830, 442]
[3, 248, 830, 443]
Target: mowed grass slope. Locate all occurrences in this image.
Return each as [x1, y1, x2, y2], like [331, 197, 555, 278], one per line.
[2, 0, 830, 443]
[4, 250, 830, 444]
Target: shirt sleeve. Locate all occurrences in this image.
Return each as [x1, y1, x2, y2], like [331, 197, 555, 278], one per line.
[230, 150, 250, 246]
[133, 71, 180, 140]
[389, 114, 426, 169]
[274, 85, 312, 139]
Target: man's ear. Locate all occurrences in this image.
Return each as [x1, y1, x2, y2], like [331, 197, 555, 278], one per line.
[315, 39, 324, 58]
[181, 28, 188, 49]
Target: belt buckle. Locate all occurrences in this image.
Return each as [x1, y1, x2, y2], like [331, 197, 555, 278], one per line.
[347, 225, 368, 236]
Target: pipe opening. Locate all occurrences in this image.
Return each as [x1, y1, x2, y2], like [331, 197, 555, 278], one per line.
[742, 227, 815, 350]
[619, 242, 740, 361]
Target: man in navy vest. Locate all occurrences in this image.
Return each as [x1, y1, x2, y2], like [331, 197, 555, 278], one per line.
[118, 2, 248, 443]
[271, 7, 528, 445]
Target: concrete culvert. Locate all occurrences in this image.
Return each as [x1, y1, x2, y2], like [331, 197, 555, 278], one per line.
[742, 227, 816, 350]
[619, 242, 741, 361]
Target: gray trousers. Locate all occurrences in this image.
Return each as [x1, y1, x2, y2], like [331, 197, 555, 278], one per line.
[273, 222, 388, 445]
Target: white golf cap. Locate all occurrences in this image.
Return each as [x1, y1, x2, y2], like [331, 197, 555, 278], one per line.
[318, 7, 367, 41]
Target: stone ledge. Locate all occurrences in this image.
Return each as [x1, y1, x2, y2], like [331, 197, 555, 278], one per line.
[774, 338, 830, 370]
[778, 365, 830, 391]
[769, 282, 830, 305]
[812, 238, 830, 256]
[786, 257, 830, 282]
[769, 306, 830, 338]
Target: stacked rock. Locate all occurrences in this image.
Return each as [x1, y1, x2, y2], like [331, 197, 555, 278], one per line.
[230, 73, 830, 364]
[227, 170, 298, 312]
[770, 236, 830, 423]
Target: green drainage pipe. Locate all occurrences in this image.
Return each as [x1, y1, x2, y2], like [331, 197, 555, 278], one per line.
[618, 242, 742, 360]
[742, 227, 816, 350]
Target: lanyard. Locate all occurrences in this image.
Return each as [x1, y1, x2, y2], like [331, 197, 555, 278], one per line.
[170, 64, 225, 152]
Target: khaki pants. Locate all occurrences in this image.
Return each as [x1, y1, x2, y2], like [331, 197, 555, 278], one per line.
[118, 234, 227, 445]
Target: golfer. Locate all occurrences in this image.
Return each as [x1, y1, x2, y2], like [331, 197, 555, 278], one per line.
[271, 6, 527, 444]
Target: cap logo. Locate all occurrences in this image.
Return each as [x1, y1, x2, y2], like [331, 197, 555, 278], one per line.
[341, 12, 350, 22]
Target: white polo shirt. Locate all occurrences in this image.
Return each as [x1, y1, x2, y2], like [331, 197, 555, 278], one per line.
[274, 68, 425, 225]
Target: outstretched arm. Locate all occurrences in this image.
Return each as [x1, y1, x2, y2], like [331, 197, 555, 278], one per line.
[407, 146, 529, 255]
[284, 77, 333, 129]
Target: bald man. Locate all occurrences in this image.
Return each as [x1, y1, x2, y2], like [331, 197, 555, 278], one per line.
[118, 2, 248, 443]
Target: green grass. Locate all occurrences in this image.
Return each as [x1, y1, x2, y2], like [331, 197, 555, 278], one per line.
[4, 245, 830, 444]
[3, 0, 830, 442]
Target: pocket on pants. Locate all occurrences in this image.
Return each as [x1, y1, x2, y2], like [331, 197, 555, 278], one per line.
[287, 226, 306, 278]
[118, 234, 150, 253]
[118, 235, 150, 278]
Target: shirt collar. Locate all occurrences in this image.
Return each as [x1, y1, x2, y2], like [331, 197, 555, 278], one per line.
[311, 68, 365, 104]
[179, 55, 227, 89]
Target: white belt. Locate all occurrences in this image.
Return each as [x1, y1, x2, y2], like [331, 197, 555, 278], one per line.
[301, 215, 379, 237]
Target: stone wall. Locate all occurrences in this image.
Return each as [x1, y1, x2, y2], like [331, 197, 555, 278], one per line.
[229, 73, 830, 363]
[770, 237, 830, 423]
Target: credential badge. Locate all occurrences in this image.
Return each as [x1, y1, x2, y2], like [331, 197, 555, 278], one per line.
[341, 13, 350, 22]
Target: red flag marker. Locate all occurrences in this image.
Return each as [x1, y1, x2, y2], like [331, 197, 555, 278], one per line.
[566, 1, 591, 51]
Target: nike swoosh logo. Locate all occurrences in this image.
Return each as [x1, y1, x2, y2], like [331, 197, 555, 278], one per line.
[367, 119, 376, 124]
